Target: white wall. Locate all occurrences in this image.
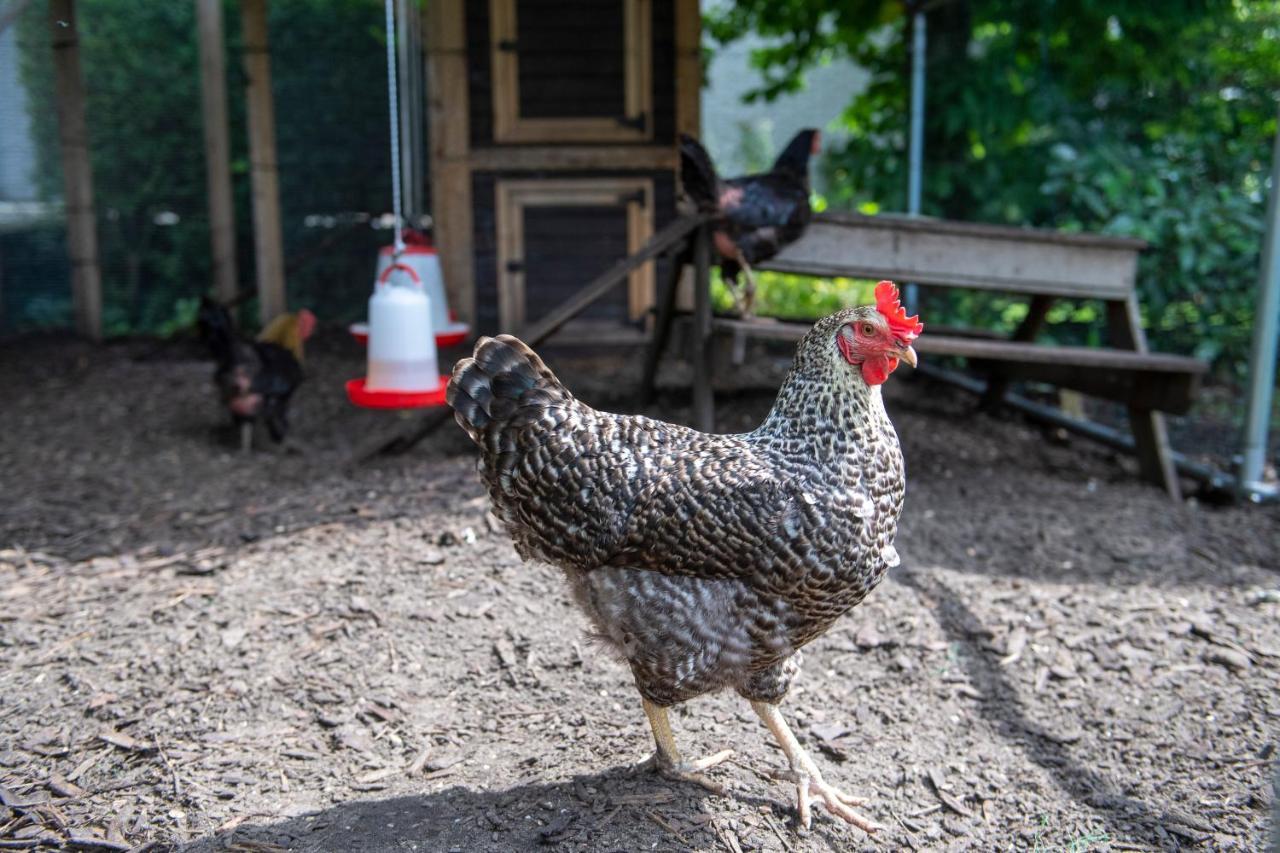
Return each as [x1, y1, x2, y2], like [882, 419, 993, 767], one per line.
[0, 26, 38, 202]
[699, 2, 868, 189]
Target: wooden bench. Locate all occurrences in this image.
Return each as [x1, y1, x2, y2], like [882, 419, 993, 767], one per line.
[646, 213, 1207, 499]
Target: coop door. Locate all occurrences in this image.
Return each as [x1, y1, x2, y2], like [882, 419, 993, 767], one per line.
[496, 178, 655, 334]
[489, 0, 652, 143]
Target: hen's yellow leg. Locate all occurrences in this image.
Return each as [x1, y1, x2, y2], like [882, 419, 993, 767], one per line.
[751, 700, 882, 833]
[641, 698, 734, 794]
[734, 250, 758, 317]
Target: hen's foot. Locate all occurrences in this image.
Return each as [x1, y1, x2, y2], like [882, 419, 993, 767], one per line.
[638, 748, 734, 795]
[751, 700, 881, 834]
[786, 772, 880, 833]
[639, 698, 733, 794]
[734, 253, 758, 318]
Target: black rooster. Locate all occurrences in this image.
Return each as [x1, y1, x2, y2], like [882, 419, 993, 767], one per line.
[196, 297, 315, 451]
[680, 129, 820, 316]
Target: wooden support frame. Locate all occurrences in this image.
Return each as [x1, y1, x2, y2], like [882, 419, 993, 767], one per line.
[673, 0, 701, 140]
[425, 0, 474, 324]
[49, 0, 101, 341]
[690, 223, 713, 431]
[495, 177, 655, 332]
[197, 0, 238, 305]
[489, 0, 653, 143]
[468, 146, 677, 171]
[240, 0, 286, 324]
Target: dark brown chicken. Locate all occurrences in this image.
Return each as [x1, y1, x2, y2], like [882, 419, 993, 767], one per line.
[448, 282, 922, 832]
[197, 298, 316, 451]
[680, 129, 819, 316]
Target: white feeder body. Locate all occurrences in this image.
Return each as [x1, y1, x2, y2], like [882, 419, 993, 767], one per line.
[376, 245, 450, 332]
[366, 263, 438, 392]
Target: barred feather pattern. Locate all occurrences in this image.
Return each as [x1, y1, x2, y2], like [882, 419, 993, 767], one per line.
[447, 308, 906, 707]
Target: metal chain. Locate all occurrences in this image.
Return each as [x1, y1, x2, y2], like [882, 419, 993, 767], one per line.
[384, 0, 404, 259]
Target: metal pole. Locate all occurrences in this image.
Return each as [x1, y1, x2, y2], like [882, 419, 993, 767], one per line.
[395, 0, 416, 226]
[1240, 111, 1280, 499]
[384, 0, 403, 257]
[904, 8, 925, 312]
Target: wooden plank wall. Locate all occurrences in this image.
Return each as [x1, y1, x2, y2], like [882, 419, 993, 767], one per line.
[473, 171, 676, 335]
[466, 0, 676, 147]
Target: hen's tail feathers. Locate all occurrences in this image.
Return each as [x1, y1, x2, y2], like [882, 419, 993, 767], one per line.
[679, 133, 720, 211]
[447, 335, 569, 446]
[197, 297, 239, 370]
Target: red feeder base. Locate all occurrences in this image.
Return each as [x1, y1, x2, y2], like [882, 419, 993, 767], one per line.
[345, 377, 450, 410]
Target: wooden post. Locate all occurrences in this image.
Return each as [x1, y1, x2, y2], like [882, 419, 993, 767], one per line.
[1106, 295, 1181, 499]
[49, 0, 101, 340]
[425, 0, 473, 325]
[691, 224, 714, 432]
[639, 244, 688, 406]
[197, 0, 238, 305]
[239, 0, 286, 323]
[674, 0, 701, 140]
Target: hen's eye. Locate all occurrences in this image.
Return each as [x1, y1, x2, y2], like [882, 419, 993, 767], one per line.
[861, 323, 876, 336]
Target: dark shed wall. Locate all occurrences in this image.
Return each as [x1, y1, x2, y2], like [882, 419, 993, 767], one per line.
[472, 170, 676, 336]
[465, 0, 677, 148]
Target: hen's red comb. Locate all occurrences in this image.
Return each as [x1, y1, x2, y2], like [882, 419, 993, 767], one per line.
[875, 281, 923, 343]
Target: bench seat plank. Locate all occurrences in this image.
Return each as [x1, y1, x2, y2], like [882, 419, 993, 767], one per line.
[706, 317, 1205, 415]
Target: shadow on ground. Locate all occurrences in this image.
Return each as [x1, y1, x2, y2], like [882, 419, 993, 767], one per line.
[180, 766, 825, 853]
[901, 567, 1228, 849]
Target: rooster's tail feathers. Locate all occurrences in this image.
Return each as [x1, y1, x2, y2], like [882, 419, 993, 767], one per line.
[447, 335, 567, 445]
[679, 134, 720, 210]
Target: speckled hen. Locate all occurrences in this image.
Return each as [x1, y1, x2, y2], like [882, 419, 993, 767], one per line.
[447, 282, 922, 832]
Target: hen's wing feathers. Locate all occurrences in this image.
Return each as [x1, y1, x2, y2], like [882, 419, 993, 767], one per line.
[721, 175, 810, 231]
[452, 335, 820, 585]
[494, 416, 813, 584]
[607, 453, 815, 583]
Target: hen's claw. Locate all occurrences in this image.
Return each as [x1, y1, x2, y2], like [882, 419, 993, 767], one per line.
[793, 773, 881, 833]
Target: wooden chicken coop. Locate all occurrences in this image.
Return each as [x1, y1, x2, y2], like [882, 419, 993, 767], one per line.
[426, 0, 700, 340]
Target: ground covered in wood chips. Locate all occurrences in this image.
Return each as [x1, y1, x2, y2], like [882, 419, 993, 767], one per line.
[2, 333, 1279, 853]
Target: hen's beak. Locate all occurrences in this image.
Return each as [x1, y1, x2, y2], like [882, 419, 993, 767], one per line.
[898, 344, 918, 369]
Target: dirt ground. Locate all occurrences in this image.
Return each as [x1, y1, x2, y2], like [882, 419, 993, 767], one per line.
[2, 332, 1279, 852]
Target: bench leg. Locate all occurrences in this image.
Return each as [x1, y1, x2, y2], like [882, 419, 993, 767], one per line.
[980, 294, 1053, 410]
[691, 225, 715, 432]
[1106, 296, 1181, 499]
[1129, 406, 1181, 500]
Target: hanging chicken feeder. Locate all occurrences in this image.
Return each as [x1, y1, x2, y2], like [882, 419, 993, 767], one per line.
[346, 0, 462, 411]
[345, 261, 450, 408]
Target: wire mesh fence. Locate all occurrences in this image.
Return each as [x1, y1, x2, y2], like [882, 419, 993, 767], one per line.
[1, 0, 420, 337]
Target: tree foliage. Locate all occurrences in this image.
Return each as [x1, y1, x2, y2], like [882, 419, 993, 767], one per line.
[707, 0, 1280, 375]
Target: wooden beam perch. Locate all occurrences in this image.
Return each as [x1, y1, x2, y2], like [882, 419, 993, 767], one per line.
[49, 0, 102, 341]
[240, 0, 286, 324]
